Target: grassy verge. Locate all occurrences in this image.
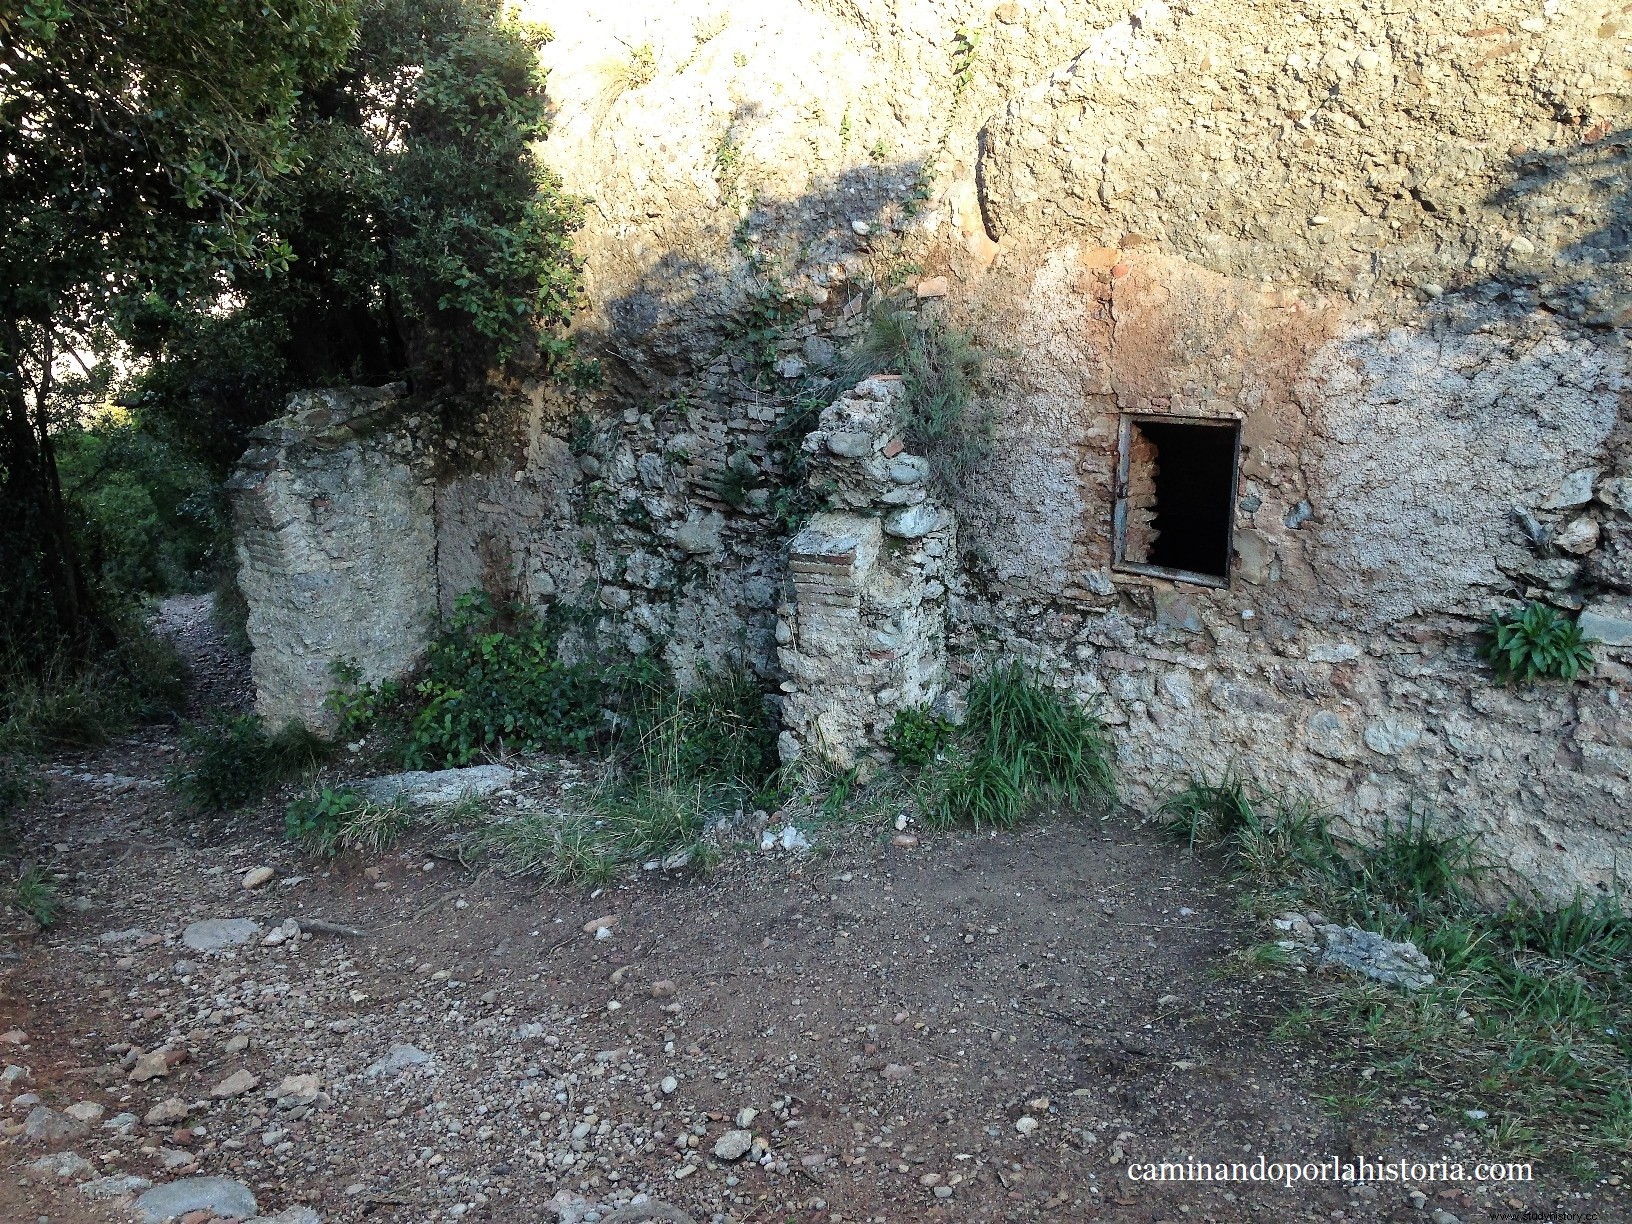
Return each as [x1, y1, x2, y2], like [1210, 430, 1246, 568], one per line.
[1165, 771, 1632, 1164]
[478, 665, 778, 883]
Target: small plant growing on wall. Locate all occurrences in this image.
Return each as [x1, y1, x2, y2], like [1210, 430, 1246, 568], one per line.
[1480, 601, 1594, 683]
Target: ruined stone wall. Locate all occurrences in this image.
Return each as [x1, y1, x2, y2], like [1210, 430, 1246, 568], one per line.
[228, 387, 438, 736]
[233, 0, 1632, 902]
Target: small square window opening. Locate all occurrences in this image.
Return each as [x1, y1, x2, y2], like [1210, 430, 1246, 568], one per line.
[1113, 414, 1241, 587]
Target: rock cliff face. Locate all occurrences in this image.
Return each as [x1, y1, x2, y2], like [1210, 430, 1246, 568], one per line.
[233, 0, 1632, 902]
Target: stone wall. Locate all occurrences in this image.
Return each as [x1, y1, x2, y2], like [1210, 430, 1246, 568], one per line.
[227, 387, 438, 736]
[232, 0, 1632, 902]
[777, 378, 956, 769]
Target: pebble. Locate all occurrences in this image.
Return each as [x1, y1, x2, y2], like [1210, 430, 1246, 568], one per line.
[661, 1076, 678, 1094]
[890, 833, 919, 849]
[211, 1069, 259, 1098]
[145, 1099, 191, 1126]
[63, 1101, 104, 1123]
[241, 866, 275, 890]
[712, 1129, 753, 1161]
[582, 915, 618, 935]
[1014, 1115, 1039, 1135]
[880, 1063, 913, 1082]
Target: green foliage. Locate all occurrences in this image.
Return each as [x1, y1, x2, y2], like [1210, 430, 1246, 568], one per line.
[1166, 770, 1632, 1157]
[1, 621, 185, 756]
[324, 659, 404, 741]
[1480, 601, 1594, 683]
[723, 285, 803, 385]
[284, 786, 409, 856]
[56, 414, 223, 602]
[2, 0, 355, 661]
[838, 307, 991, 493]
[405, 593, 618, 769]
[6, 865, 60, 928]
[922, 662, 1116, 829]
[131, 0, 588, 479]
[884, 706, 955, 770]
[171, 713, 327, 811]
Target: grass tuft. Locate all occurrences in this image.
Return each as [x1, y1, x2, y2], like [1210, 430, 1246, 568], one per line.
[921, 662, 1116, 830]
[284, 787, 411, 857]
[7, 864, 60, 927]
[1163, 769, 1632, 1158]
[170, 712, 329, 811]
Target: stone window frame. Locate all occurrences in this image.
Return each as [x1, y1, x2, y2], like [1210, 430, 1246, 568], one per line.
[1111, 412, 1242, 591]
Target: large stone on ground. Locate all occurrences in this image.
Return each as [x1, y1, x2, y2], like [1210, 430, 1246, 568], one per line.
[1318, 924, 1434, 990]
[134, 1175, 258, 1223]
[28, 1151, 95, 1179]
[357, 764, 513, 809]
[182, 918, 261, 952]
[24, 1105, 88, 1143]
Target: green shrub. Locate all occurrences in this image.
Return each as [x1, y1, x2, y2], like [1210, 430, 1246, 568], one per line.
[885, 706, 954, 770]
[923, 661, 1116, 829]
[6, 865, 60, 927]
[404, 593, 613, 769]
[324, 658, 405, 741]
[284, 787, 409, 856]
[1480, 601, 1593, 682]
[171, 713, 327, 810]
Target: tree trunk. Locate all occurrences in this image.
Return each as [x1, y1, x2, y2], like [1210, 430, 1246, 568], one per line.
[0, 337, 100, 668]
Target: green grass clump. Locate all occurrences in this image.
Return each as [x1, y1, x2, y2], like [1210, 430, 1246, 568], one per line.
[835, 306, 991, 494]
[483, 663, 779, 884]
[921, 662, 1116, 829]
[6, 864, 60, 927]
[170, 712, 328, 811]
[1480, 600, 1593, 682]
[1163, 770, 1632, 1160]
[1, 622, 185, 756]
[284, 787, 410, 857]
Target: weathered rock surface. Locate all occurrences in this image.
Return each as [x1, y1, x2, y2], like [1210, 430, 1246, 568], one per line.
[182, 917, 261, 952]
[356, 764, 514, 808]
[133, 1175, 258, 1223]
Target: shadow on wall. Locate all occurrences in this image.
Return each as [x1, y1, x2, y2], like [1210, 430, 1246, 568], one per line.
[1477, 125, 1631, 329]
[586, 158, 932, 399]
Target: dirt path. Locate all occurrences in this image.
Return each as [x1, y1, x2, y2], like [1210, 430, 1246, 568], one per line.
[1, 600, 1620, 1224]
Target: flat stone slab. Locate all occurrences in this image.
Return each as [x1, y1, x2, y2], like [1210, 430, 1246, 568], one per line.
[134, 1175, 258, 1223]
[80, 1174, 153, 1201]
[182, 918, 261, 952]
[356, 764, 513, 808]
[365, 1042, 435, 1078]
[1319, 924, 1434, 991]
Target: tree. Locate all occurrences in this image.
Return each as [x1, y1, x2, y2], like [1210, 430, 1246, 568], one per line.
[0, 0, 356, 662]
[135, 0, 587, 466]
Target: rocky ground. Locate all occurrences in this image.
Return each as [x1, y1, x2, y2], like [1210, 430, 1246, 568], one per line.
[2, 604, 1625, 1224]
